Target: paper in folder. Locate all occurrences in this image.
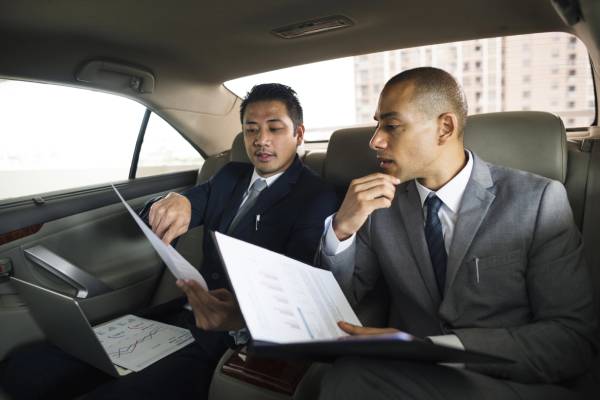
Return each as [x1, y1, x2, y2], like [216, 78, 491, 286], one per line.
[211, 232, 512, 364]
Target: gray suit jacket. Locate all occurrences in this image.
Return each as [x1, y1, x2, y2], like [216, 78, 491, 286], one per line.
[320, 152, 598, 384]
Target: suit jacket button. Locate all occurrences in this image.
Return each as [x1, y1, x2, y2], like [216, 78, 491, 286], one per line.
[211, 272, 220, 280]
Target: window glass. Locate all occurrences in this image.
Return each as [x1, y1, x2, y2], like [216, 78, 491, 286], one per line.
[137, 113, 204, 178]
[226, 32, 595, 142]
[0, 80, 145, 201]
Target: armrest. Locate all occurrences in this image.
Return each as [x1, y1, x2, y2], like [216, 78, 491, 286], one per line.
[208, 348, 331, 400]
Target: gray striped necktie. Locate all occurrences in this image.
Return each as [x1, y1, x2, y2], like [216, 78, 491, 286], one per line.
[227, 178, 267, 233]
[424, 194, 447, 296]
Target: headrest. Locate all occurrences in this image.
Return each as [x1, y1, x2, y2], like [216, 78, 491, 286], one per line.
[323, 126, 379, 193]
[323, 111, 568, 192]
[230, 132, 251, 163]
[464, 111, 567, 183]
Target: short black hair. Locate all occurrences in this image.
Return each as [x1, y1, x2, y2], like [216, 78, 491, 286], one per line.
[240, 83, 304, 129]
[385, 67, 468, 133]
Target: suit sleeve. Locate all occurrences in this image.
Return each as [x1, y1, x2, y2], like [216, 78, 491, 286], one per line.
[138, 195, 165, 224]
[283, 188, 339, 265]
[139, 167, 225, 228]
[319, 216, 383, 308]
[453, 180, 598, 383]
[181, 180, 212, 229]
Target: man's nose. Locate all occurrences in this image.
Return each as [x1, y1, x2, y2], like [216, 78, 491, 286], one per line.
[254, 128, 271, 146]
[369, 128, 387, 150]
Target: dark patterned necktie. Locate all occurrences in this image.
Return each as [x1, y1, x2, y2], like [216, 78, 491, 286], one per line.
[424, 194, 447, 296]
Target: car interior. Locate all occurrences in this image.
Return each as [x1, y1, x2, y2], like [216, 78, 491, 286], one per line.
[1, 0, 600, 399]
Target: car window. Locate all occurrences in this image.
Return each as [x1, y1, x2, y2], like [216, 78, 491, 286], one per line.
[0, 79, 145, 201]
[136, 113, 204, 178]
[0, 80, 204, 202]
[226, 32, 595, 142]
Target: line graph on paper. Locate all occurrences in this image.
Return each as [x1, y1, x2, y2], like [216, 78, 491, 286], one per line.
[93, 314, 194, 372]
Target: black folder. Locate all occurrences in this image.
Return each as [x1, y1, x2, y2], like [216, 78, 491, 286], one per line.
[249, 332, 513, 364]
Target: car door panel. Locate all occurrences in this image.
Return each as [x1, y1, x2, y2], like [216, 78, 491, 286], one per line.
[0, 170, 199, 360]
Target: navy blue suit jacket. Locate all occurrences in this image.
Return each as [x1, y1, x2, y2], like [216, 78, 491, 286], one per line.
[182, 155, 339, 289]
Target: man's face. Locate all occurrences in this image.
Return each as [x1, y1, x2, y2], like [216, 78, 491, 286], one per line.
[242, 100, 303, 177]
[370, 82, 440, 182]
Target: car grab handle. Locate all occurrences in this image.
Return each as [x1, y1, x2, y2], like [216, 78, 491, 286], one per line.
[24, 245, 112, 298]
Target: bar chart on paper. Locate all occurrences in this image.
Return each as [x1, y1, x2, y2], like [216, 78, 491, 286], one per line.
[93, 315, 194, 372]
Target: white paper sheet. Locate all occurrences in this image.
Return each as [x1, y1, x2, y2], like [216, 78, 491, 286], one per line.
[112, 185, 208, 289]
[213, 232, 362, 344]
[93, 314, 194, 372]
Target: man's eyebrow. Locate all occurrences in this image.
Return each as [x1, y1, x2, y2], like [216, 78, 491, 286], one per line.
[378, 112, 401, 120]
[244, 118, 285, 125]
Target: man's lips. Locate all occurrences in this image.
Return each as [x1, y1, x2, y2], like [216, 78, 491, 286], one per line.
[377, 156, 394, 168]
[255, 152, 275, 162]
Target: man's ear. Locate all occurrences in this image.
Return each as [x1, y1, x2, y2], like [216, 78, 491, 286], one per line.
[295, 123, 305, 145]
[437, 113, 457, 145]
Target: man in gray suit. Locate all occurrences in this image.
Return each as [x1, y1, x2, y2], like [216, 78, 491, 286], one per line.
[318, 67, 597, 399]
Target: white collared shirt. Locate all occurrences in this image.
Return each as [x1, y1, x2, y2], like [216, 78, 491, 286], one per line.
[238, 169, 283, 208]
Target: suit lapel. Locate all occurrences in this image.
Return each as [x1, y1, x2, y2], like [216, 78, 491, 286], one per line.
[218, 169, 252, 232]
[446, 154, 495, 291]
[228, 156, 303, 234]
[397, 181, 442, 307]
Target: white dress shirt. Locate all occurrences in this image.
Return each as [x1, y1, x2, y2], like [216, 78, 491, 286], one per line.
[239, 169, 283, 207]
[322, 151, 474, 353]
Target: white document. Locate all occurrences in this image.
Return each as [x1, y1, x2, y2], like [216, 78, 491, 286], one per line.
[112, 185, 208, 289]
[93, 314, 194, 372]
[213, 232, 362, 344]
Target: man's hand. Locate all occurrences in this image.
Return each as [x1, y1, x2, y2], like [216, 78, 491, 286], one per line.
[148, 192, 192, 244]
[176, 279, 245, 331]
[333, 173, 400, 240]
[338, 321, 399, 336]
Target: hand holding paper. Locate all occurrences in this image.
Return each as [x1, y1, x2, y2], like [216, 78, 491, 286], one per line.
[148, 192, 192, 244]
[112, 185, 207, 289]
[177, 280, 244, 331]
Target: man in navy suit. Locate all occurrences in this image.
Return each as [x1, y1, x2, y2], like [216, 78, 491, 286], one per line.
[147, 83, 339, 335]
[0, 84, 339, 400]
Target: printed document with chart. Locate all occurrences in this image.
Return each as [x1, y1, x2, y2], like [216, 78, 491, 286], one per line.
[212, 232, 361, 344]
[93, 315, 194, 372]
[212, 232, 513, 364]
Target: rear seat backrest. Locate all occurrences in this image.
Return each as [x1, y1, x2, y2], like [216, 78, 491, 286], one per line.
[464, 111, 567, 183]
[229, 132, 252, 164]
[464, 111, 591, 233]
[196, 132, 251, 184]
[303, 151, 327, 176]
[322, 112, 588, 229]
[324, 112, 568, 186]
[322, 126, 379, 197]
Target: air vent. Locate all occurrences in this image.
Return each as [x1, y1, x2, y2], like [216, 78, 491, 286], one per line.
[272, 15, 354, 39]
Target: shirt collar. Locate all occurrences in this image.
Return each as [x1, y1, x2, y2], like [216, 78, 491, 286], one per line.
[415, 150, 473, 213]
[248, 169, 283, 190]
